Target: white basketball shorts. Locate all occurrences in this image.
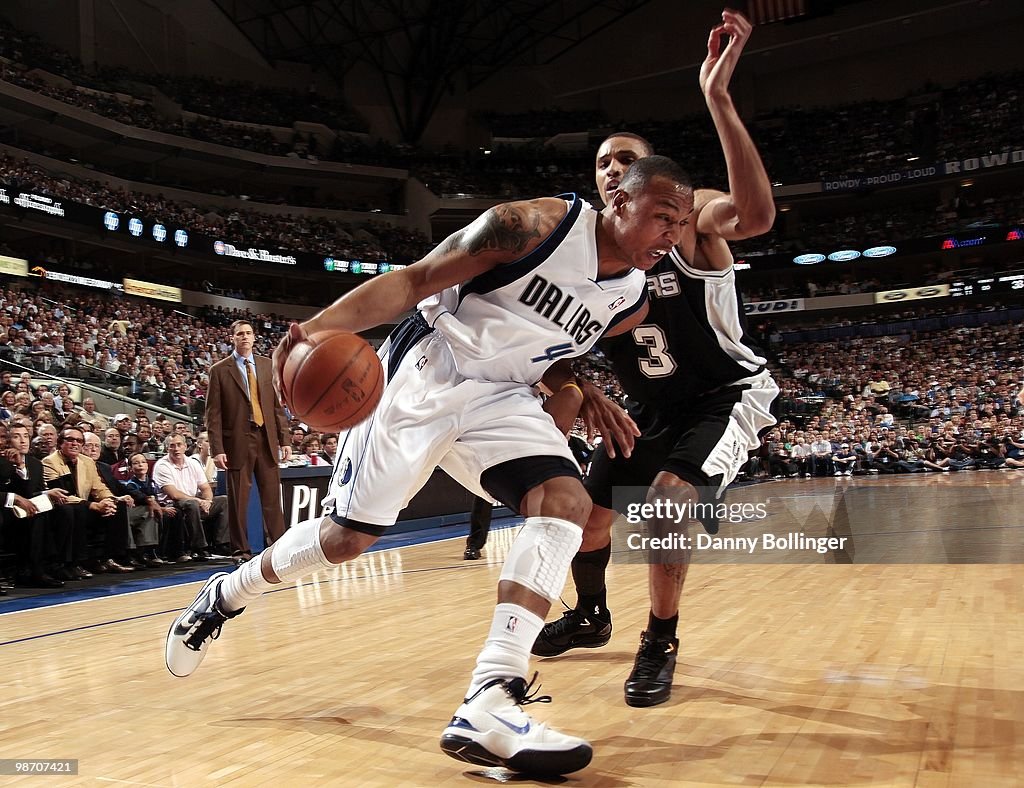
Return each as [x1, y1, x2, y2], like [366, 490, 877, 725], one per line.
[322, 329, 577, 527]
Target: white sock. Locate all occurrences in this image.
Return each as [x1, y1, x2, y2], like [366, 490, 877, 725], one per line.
[219, 516, 333, 613]
[467, 603, 544, 697]
[219, 555, 271, 613]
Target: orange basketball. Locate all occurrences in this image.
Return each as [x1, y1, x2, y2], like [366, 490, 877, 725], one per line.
[281, 330, 383, 432]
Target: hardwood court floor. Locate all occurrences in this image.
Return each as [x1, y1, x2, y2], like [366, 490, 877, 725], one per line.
[0, 473, 1021, 787]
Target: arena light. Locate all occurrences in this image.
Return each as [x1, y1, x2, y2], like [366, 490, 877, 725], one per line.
[152, 223, 167, 242]
[1007, 229, 1023, 241]
[128, 218, 143, 237]
[793, 253, 826, 265]
[103, 211, 119, 231]
[174, 229, 189, 247]
[863, 245, 897, 258]
[827, 250, 860, 262]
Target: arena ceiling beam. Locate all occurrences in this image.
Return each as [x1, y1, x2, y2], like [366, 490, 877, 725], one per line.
[209, 0, 652, 142]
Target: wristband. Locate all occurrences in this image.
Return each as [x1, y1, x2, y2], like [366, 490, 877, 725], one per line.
[559, 380, 584, 399]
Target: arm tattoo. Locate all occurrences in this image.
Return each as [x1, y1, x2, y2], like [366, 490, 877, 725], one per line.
[462, 204, 542, 256]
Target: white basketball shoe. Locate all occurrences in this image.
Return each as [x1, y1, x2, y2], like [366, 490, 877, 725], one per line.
[440, 674, 592, 775]
[164, 572, 242, 677]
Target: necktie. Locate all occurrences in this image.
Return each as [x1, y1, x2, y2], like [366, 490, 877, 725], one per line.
[246, 359, 264, 427]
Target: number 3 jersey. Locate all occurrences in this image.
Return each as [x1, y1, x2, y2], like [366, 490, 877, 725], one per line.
[417, 194, 648, 385]
[599, 247, 767, 405]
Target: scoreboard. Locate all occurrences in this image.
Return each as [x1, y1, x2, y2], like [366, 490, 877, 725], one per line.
[949, 272, 1024, 297]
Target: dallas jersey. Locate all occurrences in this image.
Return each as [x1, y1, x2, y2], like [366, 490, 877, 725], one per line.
[600, 247, 767, 404]
[326, 194, 647, 527]
[417, 194, 647, 385]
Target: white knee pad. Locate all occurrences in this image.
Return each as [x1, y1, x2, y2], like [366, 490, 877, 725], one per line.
[499, 517, 583, 602]
[270, 516, 334, 583]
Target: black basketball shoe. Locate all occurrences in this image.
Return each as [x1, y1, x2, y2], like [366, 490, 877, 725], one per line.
[531, 607, 612, 657]
[623, 630, 678, 707]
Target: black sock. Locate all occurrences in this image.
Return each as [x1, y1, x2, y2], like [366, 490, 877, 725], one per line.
[571, 543, 611, 620]
[648, 611, 678, 639]
[577, 589, 610, 622]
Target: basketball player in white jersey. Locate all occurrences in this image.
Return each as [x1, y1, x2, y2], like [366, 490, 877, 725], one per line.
[164, 156, 693, 776]
[533, 9, 780, 708]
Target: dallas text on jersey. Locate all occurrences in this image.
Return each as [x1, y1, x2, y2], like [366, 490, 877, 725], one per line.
[518, 274, 604, 344]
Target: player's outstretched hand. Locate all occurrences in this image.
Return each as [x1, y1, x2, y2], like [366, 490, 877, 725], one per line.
[579, 381, 640, 459]
[699, 8, 752, 101]
[272, 322, 308, 409]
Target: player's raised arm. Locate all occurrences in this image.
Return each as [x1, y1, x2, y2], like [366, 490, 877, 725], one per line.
[694, 8, 775, 242]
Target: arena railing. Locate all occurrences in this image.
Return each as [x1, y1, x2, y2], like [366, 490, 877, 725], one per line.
[0, 357, 201, 429]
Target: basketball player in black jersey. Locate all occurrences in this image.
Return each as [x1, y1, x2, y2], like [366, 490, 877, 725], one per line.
[534, 8, 780, 707]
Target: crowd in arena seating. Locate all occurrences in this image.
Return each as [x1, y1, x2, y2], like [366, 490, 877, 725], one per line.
[4, 130, 401, 212]
[2, 8, 1020, 271]
[4, 138, 1017, 283]
[1, 8, 1022, 593]
[0, 16, 365, 132]
[0, 280, 315, 592]
[0, 153, 432, 263]
[576, 313, 1024, 484]
[0, 263, 1020, 595]
[0, 60, 303, 158]
[146, 74, 366, 132]
[0, 34, 372, 164]
[410, 143, 592, 198]
[468, 69, 1022, 195]
[760, 318, 1024, 478]
[2, 10, 1021, 209]
[0, 384, 237, 592]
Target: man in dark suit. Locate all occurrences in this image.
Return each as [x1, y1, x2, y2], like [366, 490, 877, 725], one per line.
[206, 319, 291, 562]
[0, 423, 74, 587]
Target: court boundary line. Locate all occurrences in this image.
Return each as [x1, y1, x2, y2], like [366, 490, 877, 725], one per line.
[0, 519, 524, 622]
